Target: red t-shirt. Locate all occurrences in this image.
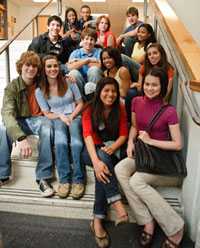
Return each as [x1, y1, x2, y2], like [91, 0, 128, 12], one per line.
[26, 84, 42, 116]
[82, 103, 128, 144]
[97, 30, 116, 48]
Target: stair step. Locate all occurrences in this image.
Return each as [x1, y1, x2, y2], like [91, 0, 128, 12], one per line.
[0, 136, 183, 220]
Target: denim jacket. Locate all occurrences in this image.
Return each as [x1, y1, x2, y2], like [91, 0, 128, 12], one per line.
[1, 76, 32, 141]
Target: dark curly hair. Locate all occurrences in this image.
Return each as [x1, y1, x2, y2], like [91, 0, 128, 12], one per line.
[100, 47, 122, 71]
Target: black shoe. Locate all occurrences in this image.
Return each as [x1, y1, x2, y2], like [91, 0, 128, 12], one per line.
[38, 179, 54, 197]
[0, 177, 10, 186]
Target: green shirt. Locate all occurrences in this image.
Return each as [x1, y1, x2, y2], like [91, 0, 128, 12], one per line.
[1, 76, 34, 141]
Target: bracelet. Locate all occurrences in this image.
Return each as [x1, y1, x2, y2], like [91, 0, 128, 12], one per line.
[17, 135, 27, 142]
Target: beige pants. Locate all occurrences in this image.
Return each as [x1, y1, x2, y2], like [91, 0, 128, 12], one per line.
[115, 157, 184, 236]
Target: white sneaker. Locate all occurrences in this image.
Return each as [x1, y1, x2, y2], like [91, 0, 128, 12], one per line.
[38, 180, 54, 197]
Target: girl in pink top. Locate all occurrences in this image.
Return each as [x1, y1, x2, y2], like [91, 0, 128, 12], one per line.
[96, 15, 116, 48]
[115, 67, 184, 248]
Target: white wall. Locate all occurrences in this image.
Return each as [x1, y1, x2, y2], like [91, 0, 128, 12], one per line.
[167, 0, 200, 46]
[7, 1, 61, 40]
[7, 0, 20, 39]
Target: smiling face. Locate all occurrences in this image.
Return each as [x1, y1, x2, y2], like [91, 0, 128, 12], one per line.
[98, 17, 109, 32]
[80, 7, 91, 21]
[137, 26, 150, 42]
[82, 35, 96, 52]
[102, 51, 115, 69]
[67, 10, 76, 24]
[147, 47, 161, 65]
[100, 83, 117, 107]
[48, 20, 61, 39]
[143, 74, 161, 99]
[21, 63, 38, 85]
[45, 58, 59, 80]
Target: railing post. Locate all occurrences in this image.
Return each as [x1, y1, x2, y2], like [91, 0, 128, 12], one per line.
[57, 0, 62, 16]
[144, 0, 148, 22]
[5, 47, 10, 84]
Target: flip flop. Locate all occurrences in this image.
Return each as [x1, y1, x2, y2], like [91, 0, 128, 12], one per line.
[90, 220, 110, 248]
[139, 230, 154, 247]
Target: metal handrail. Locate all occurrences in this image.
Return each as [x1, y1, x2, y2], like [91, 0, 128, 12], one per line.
[0, 0, 56, 56]
[149, 0, 200, 127]
[143, 0, 148, 22]
[180, 81, 200, 126]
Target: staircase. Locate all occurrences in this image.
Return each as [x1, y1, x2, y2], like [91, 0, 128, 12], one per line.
[0, 136, 183, 220]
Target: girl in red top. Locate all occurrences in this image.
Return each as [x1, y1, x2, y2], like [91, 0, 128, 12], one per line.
[96, 15, 116, 48]
[82, 77, 128, 248]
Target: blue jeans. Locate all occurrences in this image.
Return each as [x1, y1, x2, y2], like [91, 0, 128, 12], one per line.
[69, 116, 84, 183]
[60, 63, 69, 76]
[122, 36, 137, 57]
[0, 116, 53, 181]
[121, 54, 140, 82]
[53, 117, 84, 184]
[125, 87, 139, 123]
[69, 67, 103, 98]
[82, 146, 121, 219]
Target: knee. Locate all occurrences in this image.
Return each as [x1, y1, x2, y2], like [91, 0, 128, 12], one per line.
[87, 66, 102, 76]
[0, 124, 6, 135]
[0, 125, 7, 143]
[97, 149, 113, 168]
[71, 137, 83, 151]
[69, 69, 82, 79]
[54, 121, 68, 141]
[115, 159, 128, 178]
[127, 88, 138, 100]
[115, 158, 134, 179]
[129, 173, 144, 193]
[39, 118, 53, 134]
[54, 119, 67, 130]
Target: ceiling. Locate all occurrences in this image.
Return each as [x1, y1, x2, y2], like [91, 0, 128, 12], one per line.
[10, 0, 140, 8]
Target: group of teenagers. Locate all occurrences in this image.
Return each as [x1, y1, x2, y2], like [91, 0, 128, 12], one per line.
[0, 4, 186, 248]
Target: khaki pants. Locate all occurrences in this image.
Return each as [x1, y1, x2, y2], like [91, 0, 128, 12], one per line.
[115, 157, 184, 236]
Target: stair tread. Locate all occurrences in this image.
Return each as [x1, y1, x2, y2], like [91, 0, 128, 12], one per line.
[0, 136, 184, 219]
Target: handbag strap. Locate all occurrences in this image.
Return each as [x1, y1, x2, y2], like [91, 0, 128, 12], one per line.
[145, 104, 169, 132]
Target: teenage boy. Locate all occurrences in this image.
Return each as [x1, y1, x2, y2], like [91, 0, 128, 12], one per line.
[78, 5, 96, 30]
[117, 6, 143, 56]
[0, 51, 54, 197]
[28, 15, 70, 73]
[68, 28, 102, 98]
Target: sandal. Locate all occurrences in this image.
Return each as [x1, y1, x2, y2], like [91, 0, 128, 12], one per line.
[90, 220, 110, 248]
[139, 230, 153, 247]
[161, 237, 180, 248]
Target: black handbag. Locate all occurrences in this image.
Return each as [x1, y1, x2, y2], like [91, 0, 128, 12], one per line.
[134, 105, 187, 177]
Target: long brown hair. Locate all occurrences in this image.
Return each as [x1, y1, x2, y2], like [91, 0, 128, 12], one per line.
[40, 55, 67, 98]
[144, 43, 173, 76]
